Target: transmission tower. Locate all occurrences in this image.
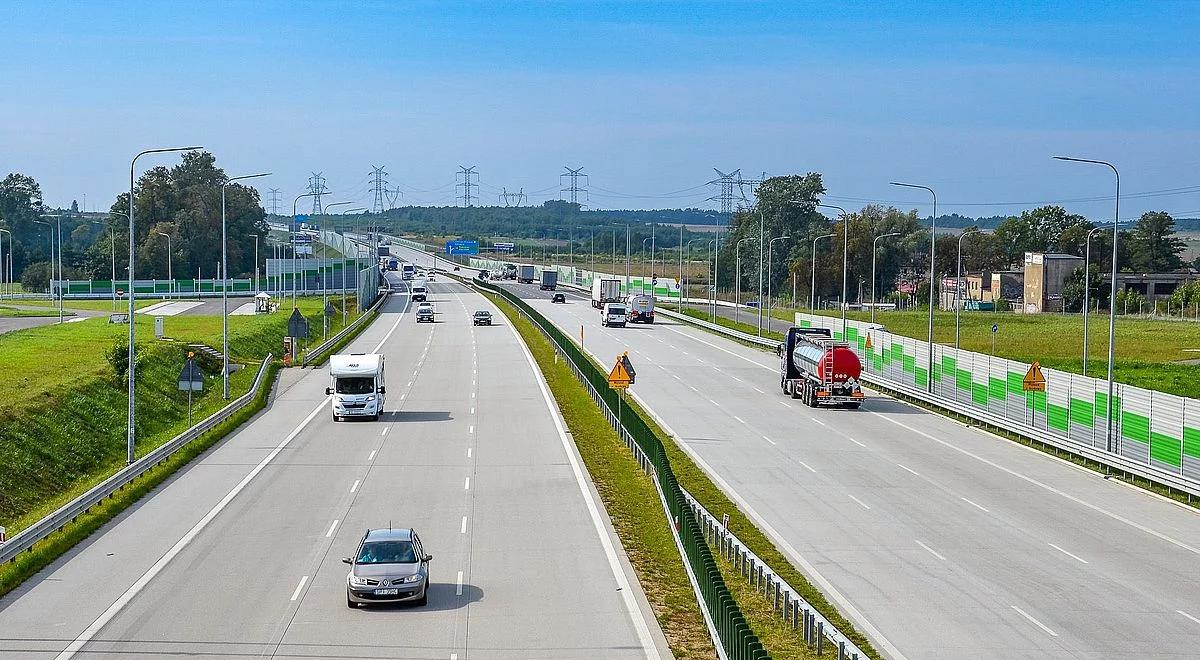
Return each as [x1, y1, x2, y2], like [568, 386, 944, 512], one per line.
[368, 165, 389, 214]
[266, 188, 283, 215]
[707, 168, 739, 213]
[384, 186, 403, 209]
[456, 166, 479, 207]
[559, 166, 589, 207]
[499, 187, 526, 207]
[306, 173, 328, 214]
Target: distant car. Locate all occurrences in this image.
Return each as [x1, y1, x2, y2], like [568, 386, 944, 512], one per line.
[478, 270, 490, 280]
[416, 303, 434, 322]
[453, 265, 460, 271]
[427, 274, 436, 281]
[473, 310, 492, 326]
[552, 293, 566, 304]
[745, 300, 760, 308]
[344, 528, 432, 608]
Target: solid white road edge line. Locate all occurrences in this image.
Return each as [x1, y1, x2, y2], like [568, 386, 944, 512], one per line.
[1010, 605, 1059, 637]
[53, 397, 329, 660]
[500, 297, 662, 659]
[290, 575, 309, 601]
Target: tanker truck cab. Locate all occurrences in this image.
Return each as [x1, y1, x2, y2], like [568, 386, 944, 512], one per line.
[780, 327, 864, 409]
[328, 353, 386, 421]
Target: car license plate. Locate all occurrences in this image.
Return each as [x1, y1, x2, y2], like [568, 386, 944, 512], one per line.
[373, 588, 399, 595]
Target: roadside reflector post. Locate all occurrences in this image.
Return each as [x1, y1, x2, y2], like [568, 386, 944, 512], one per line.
[817, 621, 825, 655]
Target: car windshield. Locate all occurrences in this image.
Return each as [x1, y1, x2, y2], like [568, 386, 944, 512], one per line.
[335, 377, 374, 394]
[356, 540, 416, 564]
[609, 307, 626, 315]
[475, 311, 489, 317]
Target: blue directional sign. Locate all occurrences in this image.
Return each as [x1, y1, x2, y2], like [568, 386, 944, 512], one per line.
[445, 240, 479, 255]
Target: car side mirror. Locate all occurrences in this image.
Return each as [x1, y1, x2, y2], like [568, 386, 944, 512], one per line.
[341, 557, 353, 564]
[377, 386, 385, 394]
[424, 554, 433, 562]
[325, 387, 333, 395]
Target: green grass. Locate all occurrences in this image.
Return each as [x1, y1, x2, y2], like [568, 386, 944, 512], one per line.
[0, 305, 67, 318]
[0, 363, 280, 600]
[772, 307, 1200, 398]
[487, 292, 714, 658]
[13, 298, 159, 312]
[490, 288, 874, 659]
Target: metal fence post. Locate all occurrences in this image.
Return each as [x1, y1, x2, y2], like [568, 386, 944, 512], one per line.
[817, 621, 824, 655]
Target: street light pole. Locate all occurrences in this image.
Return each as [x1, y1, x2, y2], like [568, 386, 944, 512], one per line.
[641, 237, 654, 295]
[686, 238, 708, 312]
[890, 182, 937, 392]
[767, 235, 791, 330]
[336, 208, 367, 327]
[0, 228, 10, 299]
[1056, 156, 1121, 452]
[128, 146, 204, 464]
[222, 172, 271, 399]
[291, 192, 320, 308]
[810, 233, 834, 311]
[317, 201, 353, 343]
[871, 232, 901, 324]
[32, 219, 52, 305]
[1082, 226, 1105, 377]
[252, 234, 260, 295]
[817, 204, 851, 337]
[757, 210, 765, 335]
[954, 228, 982, 349]
[736, 237, 756, 324]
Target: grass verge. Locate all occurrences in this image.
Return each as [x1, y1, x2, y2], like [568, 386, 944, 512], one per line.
[489, 289, 872, 659]
[0, 362, 280, 600]
[486, 291, 715, 659]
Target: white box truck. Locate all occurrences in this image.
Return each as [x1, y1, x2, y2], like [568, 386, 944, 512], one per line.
[327, 353, 386, 421]
[517, 264, 536, 284]
[591, 278, 622, 309]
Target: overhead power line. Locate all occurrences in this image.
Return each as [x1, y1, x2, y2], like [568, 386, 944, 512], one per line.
[456, 166, 479, 207]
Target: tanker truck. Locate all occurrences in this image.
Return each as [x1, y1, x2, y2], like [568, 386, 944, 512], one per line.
[778, 327, 864, 408]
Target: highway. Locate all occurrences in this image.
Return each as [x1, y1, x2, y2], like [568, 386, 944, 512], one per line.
[420, 256, 1200, 660]
[0, 272, 665, 659]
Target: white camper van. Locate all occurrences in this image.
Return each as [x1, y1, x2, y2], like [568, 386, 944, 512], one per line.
[327, 353, 386, 421]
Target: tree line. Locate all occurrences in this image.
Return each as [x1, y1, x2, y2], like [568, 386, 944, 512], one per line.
[0, 152, 267, 292]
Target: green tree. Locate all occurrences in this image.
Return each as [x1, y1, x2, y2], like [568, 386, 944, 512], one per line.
[1061, 265, 1107, 312]
[992, 205, 1091, 265]
[1126, 211, 1184, 272]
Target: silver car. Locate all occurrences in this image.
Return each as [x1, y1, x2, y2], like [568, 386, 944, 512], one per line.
[343, 528, 432, 607]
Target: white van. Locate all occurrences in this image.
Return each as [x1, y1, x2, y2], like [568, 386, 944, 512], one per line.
[411, 282, 428, 302]
[327, 353, 386, 421]
[602, 302, 627, 328]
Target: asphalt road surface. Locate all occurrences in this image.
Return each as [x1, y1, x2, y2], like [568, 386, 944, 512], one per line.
[0, 273, 666, 659]
[446, 264, 1200, 660]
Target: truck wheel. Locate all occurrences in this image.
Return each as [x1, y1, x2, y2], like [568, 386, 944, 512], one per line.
[647, 317, 654, 324]
[847, 402, 862, 410]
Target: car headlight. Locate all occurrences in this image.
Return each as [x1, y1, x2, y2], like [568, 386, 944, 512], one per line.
[348, 574, 370, 586]
[399, 574, 424, 583]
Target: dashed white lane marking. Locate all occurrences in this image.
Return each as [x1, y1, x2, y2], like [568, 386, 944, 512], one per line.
[897, 464, 920, 476]
[779, 400, 792, 408]
[1178, 610, 1200, 626]
[456, 570, 464, 596]
[708, 398, 721, 408]
[761, 435, 777, 446]
[1011, 605, 1059, 637]
[464, 477, 471, 490]
[960, 497, 990, 513]
[796, 460, 817, 473]
[467, 447, 473, 458]
[325, 519, 340, 538]
[407, 381, 413, 387]
[350, 480, 361, 493]
[1048, 543, 1089, 564]
[470, 407, 475, 414]
[381, 427, 389, 436]
[915, 540, 946, 561]
[848, 494, 871, 510]
[810, 417, 826, 427]
[368, 450, 377, 461]
[469, 424, 475, 434]
[733, 415, 746, 424]
[471, 392, 476, 398]
[844, 435, 866, 448]
[460, 516, 467, 534]
[752, 386, 764, 394]
[290, 575, 309, 601]
[688, 385, 699, 392]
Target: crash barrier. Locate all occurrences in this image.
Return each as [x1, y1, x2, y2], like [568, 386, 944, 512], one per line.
[469, 257, 683, 301]
[0, 354, 274, 565]
[301, 276, 390, 367]
[472, 276, 770, 660]
[685, 489, 868, 659]
[790, 312, 1200, 500]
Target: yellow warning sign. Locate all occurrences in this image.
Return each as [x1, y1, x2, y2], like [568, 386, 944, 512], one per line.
[1022, 361, 1046, 392]
[865, 333, 873, 350]
[608, 353, 633, 389]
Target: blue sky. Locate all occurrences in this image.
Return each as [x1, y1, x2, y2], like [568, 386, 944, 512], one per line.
[2, 1, 1198, 221]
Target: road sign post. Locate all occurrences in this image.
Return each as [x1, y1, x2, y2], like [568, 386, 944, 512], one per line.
[1022, 361, 1046, 392]
[991, 323, 998, 356]
[177, 352, 204, 425]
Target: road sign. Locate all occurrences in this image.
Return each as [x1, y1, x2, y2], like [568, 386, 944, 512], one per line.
[287, 308, 309, 338]
[108, 313, 130, 324]
[177, 357, 204, 391]
[1022, 361, 1046, 392]
[608, 353, 634, 389]
[325, 301, 336, 317]
[865, 333, 873, 350]
[445, 240, 479, 255]
[992, 323, 999, 334]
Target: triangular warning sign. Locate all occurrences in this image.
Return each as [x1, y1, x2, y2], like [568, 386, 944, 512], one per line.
[608, 356, 632, 389]
[1022, 361, 1046, 392]
[865, 333, 873, 350]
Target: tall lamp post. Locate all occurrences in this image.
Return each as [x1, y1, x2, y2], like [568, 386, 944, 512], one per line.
[871, 232, 901, 324]
[32, 219, 53, 309]
[291, 192, 320, 308]
[251, 234, 260, 295]
[641, 237, 654, 295]
[155, 231, 173, 302]
[336, 208, 367, 327]
[317, 201, 353, 342]
[810, 233, 834, 311]
[90, 221, 117, 311]
[767, 235, 791, 329]
[128, 146, 204, 464]
[735, 237, 757, 324]
[890, 182, 937, 392]
[686, 238, 708, 311]
[817, 204, 851, 337]
[1055, 156, 1121, 452]
[222, 172, 271, 399]
[1082, 226, 1107, 377]
[38, 213, 65, 323]
[0, 228, 10, 299]
[954, 228, 982, 349]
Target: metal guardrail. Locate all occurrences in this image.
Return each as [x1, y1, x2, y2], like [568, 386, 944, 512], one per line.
[300, 282, 390, 367]
[471, 277, 771, 659]
[656, 306, 1200, 499]
[0, 354, 275, 564]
